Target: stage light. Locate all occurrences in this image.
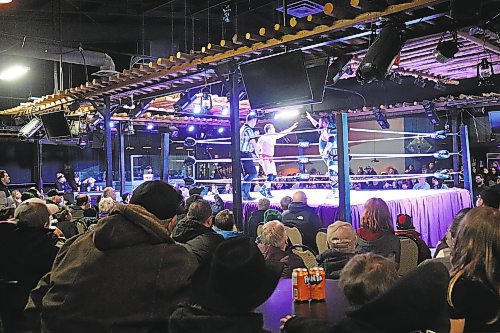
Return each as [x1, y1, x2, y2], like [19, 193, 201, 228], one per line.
[0, 65, 29, 81]
[389, 72, 403, 85]
[414, 76, 427, 88]
[221, 107, 230, 116]
[422, 100, 440, 125]
[109, 121, 115, 128]
[18, 117, 43, 140]
[356, 20, 405, 84]
[174, 90, 198, 112]
[193, 104, 202, 114]
[200, 88, 213, 113]
[146, 123, 154, 130]
[122, 95, 135, 110]
[68, 101, 81, 112]
[434, 80, 446, 91]
[187, 125, 195, 132]
[126, 122, 135, 135]
[477, 58, 494, 87]
[274, 109, 299, 120]
[434, 31, 459, 63]
[0, 0, 13, 3]
[327, 55, 353, 85]
[217, 127, 224, 134]
[372, 108, 390, 129]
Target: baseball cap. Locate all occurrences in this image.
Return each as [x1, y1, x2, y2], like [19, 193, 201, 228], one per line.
[56, 173, 65, 180]
[327, 221, 357, 252]
[396, 214, 415, 230]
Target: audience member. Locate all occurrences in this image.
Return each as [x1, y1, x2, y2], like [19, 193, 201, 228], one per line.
[213, 209, 243, 239]
[11, 189, 22, 207]
[172, 198, 224, 265]
[431, 177, 448, 190]
[46, 189, 64, 205]
[0, 200, 63, 330]
[121, 192, 131, 204]
[473, 174, 489, 200]
[316, 221, 357, 279]
[282, 191, 322, 253]
[413, 177, 430, 190]
[69, 194, 97, 219]
[98, 197, 115, 219]
[280, 195, 292, 211]
[448, 207, 499, 332]
[246, 198, 270, 239]
[25, 180, 198, 332]
[169, 237, 282, 333]
[263, 208, 282, 224]
[434, 208, 471, 259]
[356, 198, 401, 265]
[0, 169, 11, 197]
[177, 194, 202, 222]
[21, 191, 36, 202]
[55, 173, 72, 193]
[53, 206, 78, 239]
[394, 214, 431, 264]
[26, 187, 42, 199]
[476, 188, 500, 209]
[257, 221, 305, 278]
[404, 164, 416, 174]
[102, 186, 117, 201]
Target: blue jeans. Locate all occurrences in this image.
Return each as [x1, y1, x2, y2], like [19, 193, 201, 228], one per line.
[241, 152, 257, 196]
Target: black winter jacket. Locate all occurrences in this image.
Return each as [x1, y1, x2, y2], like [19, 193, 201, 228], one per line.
[316, 250, 354, 279]
[169, 304, 270, 333]
[282, 202, 322, 252]
[172, 218, 224, 265]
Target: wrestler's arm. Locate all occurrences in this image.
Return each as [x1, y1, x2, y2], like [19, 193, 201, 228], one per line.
[275, 122, 299, 139]
[306, 112, 319, 128]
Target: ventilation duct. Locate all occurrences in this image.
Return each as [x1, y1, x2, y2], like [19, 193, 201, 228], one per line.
[1, 40, 115, 71]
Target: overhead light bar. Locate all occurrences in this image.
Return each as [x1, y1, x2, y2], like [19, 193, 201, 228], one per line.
[0, 65, 30, 81]
[174, 90, 198, 112]
[18, 117, 43, 140]
[356, 20, 405, 84]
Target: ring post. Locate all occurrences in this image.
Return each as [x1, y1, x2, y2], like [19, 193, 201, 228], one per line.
[228, 66, 244, 230]
[451, 112, 459, 187]
[104, 96, 113, 188]
[161, 132, 170, 183]
[460, 125, 473, 205]
[336, 112, 351, 222]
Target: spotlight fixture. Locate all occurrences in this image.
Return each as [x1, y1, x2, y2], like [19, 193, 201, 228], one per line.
[68, 101, 81, 112]
[356, 20, 405, 84]
[221, 107, 230, 116]
[372, 108, 390, 129]
[389, 72, 403, 85]
[18, 117, 43, 140]
[122, 95, 135, 110]
[200, 88, 213, 113]
[477, 58, 495, 87]
[217, 127, 224, 134]
[327, 55, 353, 85]
[434, 80, 446, 91]
[434, 31, 459, 63]
[193, 104, 202, 114]
[109, 121, 115, 128]
[174, 89, 198, 112]
[187, 125, 195, 132]
[414, 76, 427, 88]
[422, 100, 440, 125]
[126, 122, 135, 135]
[146, 123, 154, 130]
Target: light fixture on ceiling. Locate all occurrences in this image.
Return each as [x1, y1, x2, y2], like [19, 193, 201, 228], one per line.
[274, 109, 300, 120]
[174, 89, 198, 112]
[434, 80, 446, 91]
[0, 0, 13, 3]
[389, 72, 403, 85]
[414, 76, 427, 88]
[372, 108, 390, 129]
[122, 95, 135, 110]
[18, 117, 43, 140]
[422, 100, 440, 125]
[0, 65, 30, 81]
[434, 31, 459, 63]
[200, 88, 213, 113]
[126, 122, 135, 135]
[356, 19, 405, 83]
[477, 58, 495, 87]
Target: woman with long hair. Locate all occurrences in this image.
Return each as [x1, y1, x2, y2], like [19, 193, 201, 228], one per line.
[356, 198, 401, 265]
[448, 207, 499, 332]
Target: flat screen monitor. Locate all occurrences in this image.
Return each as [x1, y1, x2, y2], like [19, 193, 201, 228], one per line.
[489, 111, 500, 134]
[40, 111, 72, 139]
[241, 51, 320, 110]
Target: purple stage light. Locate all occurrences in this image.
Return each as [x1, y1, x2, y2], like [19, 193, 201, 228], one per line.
[188, 125, 195, 132]
[147, 123, 154, 130]
[218, 127, 224, 134]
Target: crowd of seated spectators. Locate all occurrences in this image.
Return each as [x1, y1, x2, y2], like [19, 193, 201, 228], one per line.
[0, 164, 498, 333]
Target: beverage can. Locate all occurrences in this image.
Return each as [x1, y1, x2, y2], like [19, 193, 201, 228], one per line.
[309, 267, 326, 301]
[292, 268, 310, 302]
